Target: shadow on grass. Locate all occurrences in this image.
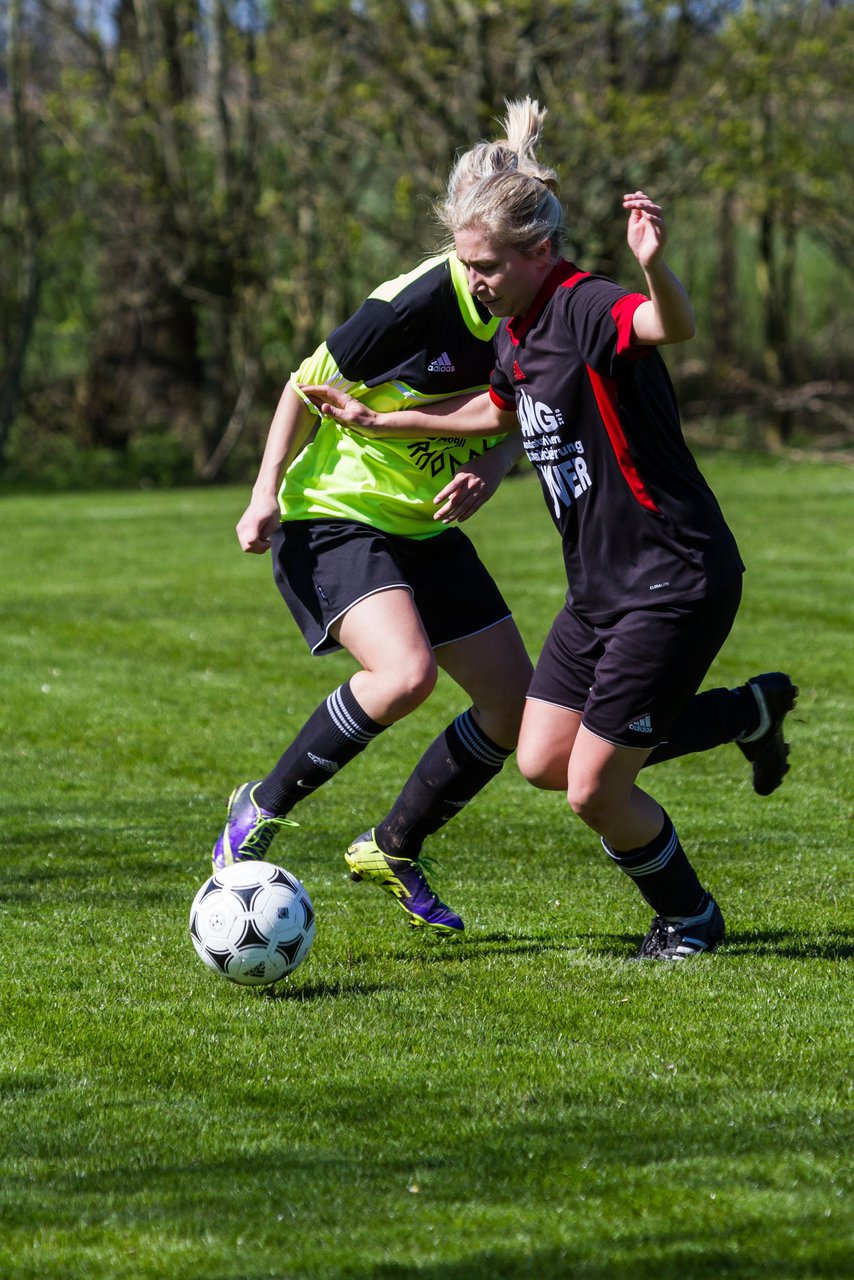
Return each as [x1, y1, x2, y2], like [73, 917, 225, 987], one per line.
[588, 929, 854, 963]
[13, 1087, 850, 1279]
[343, 1243, 849, 1280]
[386, 931, 592, 964]
[261, 978, 396, 1002]
[721, 929, 854, 960]
[388, 928, 854, 964]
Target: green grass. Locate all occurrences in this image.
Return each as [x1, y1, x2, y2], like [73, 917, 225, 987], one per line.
[1, 456, 852, 1279]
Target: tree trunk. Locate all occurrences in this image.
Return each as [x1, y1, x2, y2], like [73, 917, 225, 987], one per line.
[0, 0, 43, 466]
[757, 202, 798, 443]
[711, 189, 736, 366]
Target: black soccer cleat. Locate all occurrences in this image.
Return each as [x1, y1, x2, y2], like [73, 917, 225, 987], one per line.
[736, 672, 799, 796]
[637, 893, 725, 961]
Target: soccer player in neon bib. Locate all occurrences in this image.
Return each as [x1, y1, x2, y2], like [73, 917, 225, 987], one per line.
[210, 104, 561, 934]
[310, 123, 798, 959]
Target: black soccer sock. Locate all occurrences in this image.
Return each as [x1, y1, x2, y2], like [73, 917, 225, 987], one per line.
[644, 685, 759, 766]
[255, 682, 386, 815]
[376, 708, 512, 861]
[602, 813, 706, 920]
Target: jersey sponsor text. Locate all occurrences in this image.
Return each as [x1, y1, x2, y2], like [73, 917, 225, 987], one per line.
[518, 388, 592, 517]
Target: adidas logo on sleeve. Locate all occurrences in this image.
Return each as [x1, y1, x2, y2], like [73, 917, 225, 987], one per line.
[427, 352, 456, 372]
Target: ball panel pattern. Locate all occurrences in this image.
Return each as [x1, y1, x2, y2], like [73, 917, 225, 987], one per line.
[189, 862, 316, 987]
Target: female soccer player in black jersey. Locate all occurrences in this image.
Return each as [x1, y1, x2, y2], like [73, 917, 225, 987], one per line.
[312, 162, 798, 959]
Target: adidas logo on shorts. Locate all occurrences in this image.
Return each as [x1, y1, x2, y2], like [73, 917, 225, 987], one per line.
[628, 714, 653, 734]
[428, 352, 455, 372]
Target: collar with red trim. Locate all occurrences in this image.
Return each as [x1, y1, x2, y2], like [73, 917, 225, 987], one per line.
[506, 259, 588, 345]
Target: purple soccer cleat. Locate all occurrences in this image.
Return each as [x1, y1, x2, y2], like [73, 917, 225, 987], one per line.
[211, 781, 297, 871]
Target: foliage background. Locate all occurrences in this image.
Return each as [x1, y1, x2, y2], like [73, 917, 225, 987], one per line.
[1, 0, 853, 490]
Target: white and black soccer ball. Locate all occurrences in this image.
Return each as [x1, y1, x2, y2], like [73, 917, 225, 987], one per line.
[189, 862, 316, 987]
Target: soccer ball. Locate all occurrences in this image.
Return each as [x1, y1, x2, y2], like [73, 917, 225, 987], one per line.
[189, 862, 316, 987]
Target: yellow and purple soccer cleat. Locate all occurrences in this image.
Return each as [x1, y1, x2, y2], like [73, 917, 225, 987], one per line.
[345, 830, 464, 933]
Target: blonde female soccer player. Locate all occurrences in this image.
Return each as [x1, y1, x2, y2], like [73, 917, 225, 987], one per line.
[309, 130, 797, 959]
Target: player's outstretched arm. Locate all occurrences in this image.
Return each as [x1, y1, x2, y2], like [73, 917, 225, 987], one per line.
[622, 191, 695, 346]
[299, 383, 514, 440]
[236, 383, 315, 554]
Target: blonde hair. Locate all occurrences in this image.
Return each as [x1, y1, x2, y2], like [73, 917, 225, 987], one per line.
[440, 98, 564, 254]
[445, 99, 558, 200]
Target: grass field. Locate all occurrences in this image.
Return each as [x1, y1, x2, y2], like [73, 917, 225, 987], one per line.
[1, 455, 852, 1279]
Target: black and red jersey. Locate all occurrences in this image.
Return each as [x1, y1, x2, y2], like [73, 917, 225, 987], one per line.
[489, 260, 743, 621]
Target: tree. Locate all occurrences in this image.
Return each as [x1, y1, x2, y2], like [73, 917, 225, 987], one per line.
[690, 0, 854, 440]
[0, 0, 44, 466]
[1, 0, 851, 486]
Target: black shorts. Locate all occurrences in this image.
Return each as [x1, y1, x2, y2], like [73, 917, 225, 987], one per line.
[270, 519, 512, 656]
[527, 581, 743, 749]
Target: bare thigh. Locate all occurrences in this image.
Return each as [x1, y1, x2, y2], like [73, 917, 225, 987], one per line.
[519, 699, 661, 847]
[332, 588, 437, 724]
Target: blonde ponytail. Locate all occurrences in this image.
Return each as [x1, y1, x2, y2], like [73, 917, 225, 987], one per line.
[445, 98, 558, 203]
[440, 99, 563, 254]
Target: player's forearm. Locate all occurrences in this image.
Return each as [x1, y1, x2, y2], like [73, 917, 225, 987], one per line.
[252, 383, 316, 497]
[487, 426, 526, 472]
[392, 392, 516, 438]
[633, 262, 695, 346]
[300, 383, 514, 439]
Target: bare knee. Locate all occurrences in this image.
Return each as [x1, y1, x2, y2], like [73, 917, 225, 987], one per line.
[566, 776, 614, 830]
[361, 652, 438, 722]
[515, 699, 580, 792]
[395, 654, 438, 715]
[517, 741, 567, 791]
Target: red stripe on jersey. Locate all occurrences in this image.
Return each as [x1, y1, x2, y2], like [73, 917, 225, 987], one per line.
[489, 386, 515, 412]
[586, 365, 661, 513]
[611, 292, 652, 359]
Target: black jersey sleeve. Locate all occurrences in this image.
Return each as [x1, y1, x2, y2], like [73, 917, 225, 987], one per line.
[326, 298, 422, 384]
[563, 279, 652, 377]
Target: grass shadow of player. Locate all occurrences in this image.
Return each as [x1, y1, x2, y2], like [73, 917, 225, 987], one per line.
[259, 977, 394, 1002]
[387, 931, 580, 964]
[720, 928, 854, 960]
[588, 928, 854, 962]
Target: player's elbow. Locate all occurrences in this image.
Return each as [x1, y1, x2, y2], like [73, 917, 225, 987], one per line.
[654, 314, 695, 346]
[675, 313, 696, 342]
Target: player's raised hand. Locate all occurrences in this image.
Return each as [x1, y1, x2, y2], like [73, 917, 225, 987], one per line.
[298, 384, 381, 433]
[623, 191, 668, 270]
